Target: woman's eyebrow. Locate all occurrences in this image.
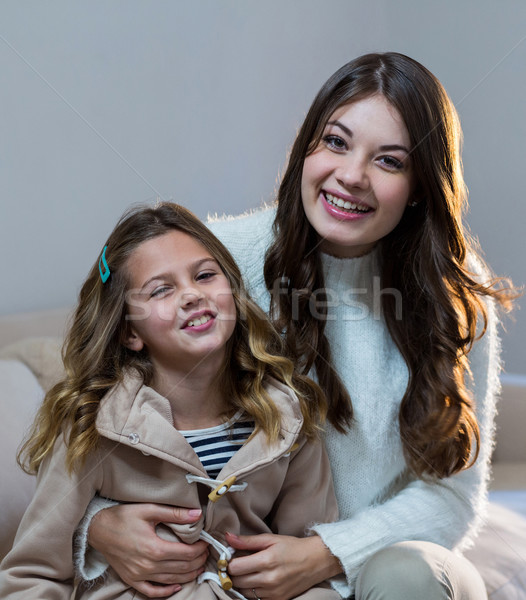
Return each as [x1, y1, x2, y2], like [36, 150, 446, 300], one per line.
[379, 144, 411, 154]
[327, 120, 410, 154]
[327, 120, 352, 137]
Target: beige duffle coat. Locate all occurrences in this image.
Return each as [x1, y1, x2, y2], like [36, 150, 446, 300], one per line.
[0, 372, 339, 600]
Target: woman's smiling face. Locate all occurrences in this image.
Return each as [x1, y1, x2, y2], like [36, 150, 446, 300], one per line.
[300, 94, 414, 258]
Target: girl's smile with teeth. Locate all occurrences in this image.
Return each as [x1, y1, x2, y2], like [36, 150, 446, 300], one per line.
[186, 314, 213, 328]
[124, 230, 236, 373]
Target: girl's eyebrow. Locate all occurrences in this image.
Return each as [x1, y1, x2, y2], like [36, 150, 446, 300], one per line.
[139, 257, 218, 290]
[190, 257, 218, 269]
[326, 120, 410, 154]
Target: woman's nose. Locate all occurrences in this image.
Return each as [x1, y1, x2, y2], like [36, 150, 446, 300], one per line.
[336, 155, 368, 190]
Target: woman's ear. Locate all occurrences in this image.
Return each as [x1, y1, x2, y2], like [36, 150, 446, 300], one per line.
[123, 326, 144, 352]
[408, 178, 425, 208]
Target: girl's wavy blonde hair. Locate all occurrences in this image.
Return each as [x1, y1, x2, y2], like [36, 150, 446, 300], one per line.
[19, 202, 327, 474]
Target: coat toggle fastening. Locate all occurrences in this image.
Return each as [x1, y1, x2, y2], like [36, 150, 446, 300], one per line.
[186, 474, 250, 598]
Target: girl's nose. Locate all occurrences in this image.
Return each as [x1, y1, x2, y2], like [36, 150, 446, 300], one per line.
[336, 155, 368, 190]
[180, 287, 204, 307]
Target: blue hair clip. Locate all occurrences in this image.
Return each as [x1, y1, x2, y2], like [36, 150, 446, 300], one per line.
[99, 246, 110, 283]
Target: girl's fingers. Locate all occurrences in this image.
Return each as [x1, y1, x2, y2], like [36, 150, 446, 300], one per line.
[149, 538, 209, 563]
[141, 503, 203, 525]
[132, 581, 182, 599]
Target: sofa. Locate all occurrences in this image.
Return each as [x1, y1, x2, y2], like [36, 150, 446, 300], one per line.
[1, 307, 525, 598]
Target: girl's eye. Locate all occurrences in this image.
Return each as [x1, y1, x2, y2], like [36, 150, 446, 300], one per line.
[378, 155, 404, 171]
[323, 135, 347, 152]
[196, 271, 216, 281]
[151, 286, 171, 298]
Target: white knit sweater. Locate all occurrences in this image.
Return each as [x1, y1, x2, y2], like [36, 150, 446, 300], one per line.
[78, 205, 500, 598]
[207, 206, 500, 598]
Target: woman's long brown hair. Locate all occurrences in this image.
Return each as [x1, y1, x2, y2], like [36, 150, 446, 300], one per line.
[264, 52, 515, 478]
[19, 202, 326, 474]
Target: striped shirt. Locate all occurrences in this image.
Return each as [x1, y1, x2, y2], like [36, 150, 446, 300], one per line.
[179, 411, 254, 479]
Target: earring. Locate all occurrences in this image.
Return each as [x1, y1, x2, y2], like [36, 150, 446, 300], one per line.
[409, 200, 419, 207]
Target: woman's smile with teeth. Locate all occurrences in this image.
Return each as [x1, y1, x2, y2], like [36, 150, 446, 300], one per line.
[187, 314, 212, 328]
[324, 192, 371, 213]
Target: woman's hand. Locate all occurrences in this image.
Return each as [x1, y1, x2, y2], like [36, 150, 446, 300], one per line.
[225, 532, 342, 600]
[89, 503, 209, 598]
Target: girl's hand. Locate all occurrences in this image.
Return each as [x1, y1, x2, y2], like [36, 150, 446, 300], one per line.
[89, 503, 209, 598]
[225, 532, 342, 600]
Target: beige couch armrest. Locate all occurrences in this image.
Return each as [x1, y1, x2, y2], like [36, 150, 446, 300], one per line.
[493, 375, 526, 464]
[0, 307, 71, 350]
[491, 375, 526, 491]
[0, 338, 64, 393]
[0, 360, 45, 561]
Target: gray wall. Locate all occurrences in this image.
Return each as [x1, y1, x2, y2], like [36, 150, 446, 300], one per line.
[1, 0, 525, 374]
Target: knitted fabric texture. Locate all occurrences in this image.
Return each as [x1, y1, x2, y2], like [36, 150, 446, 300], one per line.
[208, 206, 500, 598]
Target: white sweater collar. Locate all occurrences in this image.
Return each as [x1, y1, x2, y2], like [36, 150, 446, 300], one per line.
[320, 246, 381, 289]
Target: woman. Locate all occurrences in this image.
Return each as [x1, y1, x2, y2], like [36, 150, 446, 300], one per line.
[78, 52, 513, 599]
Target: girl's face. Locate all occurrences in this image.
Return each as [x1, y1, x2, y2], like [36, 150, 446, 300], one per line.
[124, 230, 237, 376]
[300, 94, 414, 258]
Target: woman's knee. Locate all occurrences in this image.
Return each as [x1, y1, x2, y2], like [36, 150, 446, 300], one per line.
[355, 541, 447, 599]
[355, 541, 486, 600]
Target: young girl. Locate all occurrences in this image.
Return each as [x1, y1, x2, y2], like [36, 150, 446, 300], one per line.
[0, 203, 340, 600]
[79, 53, 516, 600]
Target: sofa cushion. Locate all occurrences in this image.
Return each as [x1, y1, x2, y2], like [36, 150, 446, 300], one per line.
[465, 501, 526, 599]
[0, 360, 45, 561]
[494, 377, 526, 463]
[0, 337, 64, 392]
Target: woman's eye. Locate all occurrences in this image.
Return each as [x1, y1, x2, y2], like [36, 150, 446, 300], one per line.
[323, 135, 347, 151]
[378, 155, 404, 170]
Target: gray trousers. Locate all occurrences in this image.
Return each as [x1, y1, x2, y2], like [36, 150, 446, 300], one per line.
[353, 541, 488, 600]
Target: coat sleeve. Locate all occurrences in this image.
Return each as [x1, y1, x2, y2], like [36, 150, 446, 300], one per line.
[267, 435, 339, 537]
[0, 435, 103, 600]
[311, 294, 501, 598]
